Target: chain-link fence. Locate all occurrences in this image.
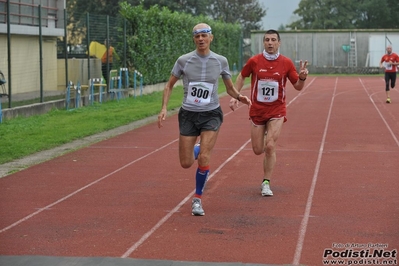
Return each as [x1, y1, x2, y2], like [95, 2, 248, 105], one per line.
[58, 12, 128, 85]
[1, 5, 248, 114]
[1, 4, 134, 111]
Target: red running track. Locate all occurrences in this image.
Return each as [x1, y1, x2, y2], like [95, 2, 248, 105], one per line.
[0, 76, 398, 266]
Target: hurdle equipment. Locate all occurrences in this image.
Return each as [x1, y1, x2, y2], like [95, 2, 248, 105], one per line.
[65, 81, 73, 110]
[109, 68, 132, 101]
[118, 68, 129, 91]
[65, 81, 81, 110]
[89, 78, 105, 104]
[109, 70, 122, 100]
[133, 70, 143, 98]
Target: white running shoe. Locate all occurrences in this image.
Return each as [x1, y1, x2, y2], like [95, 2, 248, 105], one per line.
[191, 197, 205, 216]
[261, 180, 273, 196]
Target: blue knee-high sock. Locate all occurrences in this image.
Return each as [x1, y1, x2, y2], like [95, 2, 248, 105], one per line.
[195, 165, 210, 197]
[194, 144, 200, 160]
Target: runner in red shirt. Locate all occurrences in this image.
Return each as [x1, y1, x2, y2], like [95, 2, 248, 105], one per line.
[380, 45, 399, 103]
[229, 29, 308, 197]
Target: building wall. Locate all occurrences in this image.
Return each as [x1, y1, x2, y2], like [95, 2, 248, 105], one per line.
[1, 0, 65, 98]
[0, 34, 58, 94]
[0, 35, 6, 71]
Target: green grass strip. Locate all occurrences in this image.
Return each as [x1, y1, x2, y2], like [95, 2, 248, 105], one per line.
[0, 75, 248, 164]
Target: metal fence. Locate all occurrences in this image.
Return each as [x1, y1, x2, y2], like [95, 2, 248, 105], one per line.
[58, 12, 133, 109]
[0, 4, 132, 111]
[1, 5, 249, 113]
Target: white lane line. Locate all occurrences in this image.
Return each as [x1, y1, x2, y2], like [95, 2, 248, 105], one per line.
[359, 78, 399, 148]
[121, 139, 251, 258]
[121, 78, 316, 258]
[0, 139, 178, 234]
[0, 77, 316, 255]
[287, 77, 316, 106]
[292, 77, 337, 265]
[0, 93, 249, 234]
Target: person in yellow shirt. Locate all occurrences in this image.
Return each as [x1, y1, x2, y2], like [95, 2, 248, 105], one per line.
[101, 39, 114, 84]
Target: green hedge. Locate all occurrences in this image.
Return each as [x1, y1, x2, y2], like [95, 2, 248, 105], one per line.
[119, 2, 242, 85]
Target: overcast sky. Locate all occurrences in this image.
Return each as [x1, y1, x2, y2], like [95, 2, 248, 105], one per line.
[258, 0, 301, 30]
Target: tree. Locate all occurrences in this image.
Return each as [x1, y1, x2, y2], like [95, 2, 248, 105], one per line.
[287, 0, 399, 30]
[67, 0, 267, 36]
[207, 0, 266, 37]
[67, 0, 121, 18]
[277, 24, 286, 31]
[287, 0, 358, 29]
[130, 0, 213, 16]
[66, 0, 122, 46]
[356, 0, 399, 29]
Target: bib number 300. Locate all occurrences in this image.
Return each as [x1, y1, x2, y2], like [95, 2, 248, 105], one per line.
[187, 81, 213, 105]
[257, 80, 278, 102]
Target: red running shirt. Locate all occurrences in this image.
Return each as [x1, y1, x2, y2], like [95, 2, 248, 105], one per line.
[380, 53, 399, 73]
[241, 53, 299, 119]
